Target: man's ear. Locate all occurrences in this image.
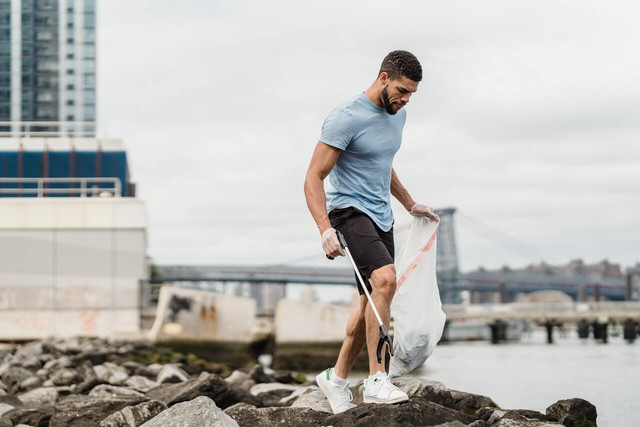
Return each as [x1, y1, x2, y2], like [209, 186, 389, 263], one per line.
[379, 72, 389, 85]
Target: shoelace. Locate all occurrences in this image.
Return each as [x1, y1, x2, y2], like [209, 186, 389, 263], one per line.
[341, 383, 353, 405]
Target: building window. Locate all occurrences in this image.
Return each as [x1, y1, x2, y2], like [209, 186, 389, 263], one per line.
[84, 104, 95, 120]
[66, 99, 74, 105]
[84, 0, 96, 12]
[84, 12, 95, 28]
[83, 43, 95, 58]
[83, 89, 95, 103]
[0, 59, 9, 72]
[36, 30, 54, 41]
[83, 73, 95, 86]
[83, 59, 95, 72]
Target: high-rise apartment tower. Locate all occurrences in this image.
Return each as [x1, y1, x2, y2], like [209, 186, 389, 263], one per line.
[0, 0, 96, 134]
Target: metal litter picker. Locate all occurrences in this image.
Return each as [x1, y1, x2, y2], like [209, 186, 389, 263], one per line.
[327, 230, 393, 364]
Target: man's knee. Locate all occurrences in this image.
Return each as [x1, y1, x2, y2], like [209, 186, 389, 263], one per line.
[370, 265, 396, 298]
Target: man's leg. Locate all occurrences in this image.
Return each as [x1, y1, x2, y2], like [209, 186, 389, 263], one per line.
[364, 264, 396, 375]
[334, 294, 368, 379]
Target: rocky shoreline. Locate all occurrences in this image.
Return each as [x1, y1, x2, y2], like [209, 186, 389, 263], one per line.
[0, 338, 597, 426]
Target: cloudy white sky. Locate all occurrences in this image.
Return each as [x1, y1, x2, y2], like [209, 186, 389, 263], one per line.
[98, 1, 639, 272]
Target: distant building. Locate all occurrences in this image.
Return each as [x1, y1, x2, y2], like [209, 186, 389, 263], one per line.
[474, 258, 625, 279]
[0, 0, 96, 134]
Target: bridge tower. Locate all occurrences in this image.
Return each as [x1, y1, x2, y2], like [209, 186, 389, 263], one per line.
[434, 207, 460, 302]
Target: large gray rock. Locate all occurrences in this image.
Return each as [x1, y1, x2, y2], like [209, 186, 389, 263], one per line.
[323, 396, 478, 427]
[99, 400, 167, 427]
[0, 404, 13, 417]
[19, 376, 42, 391]
[1, 367, 33, 394]
[49, 394, 147, 427]
[125, 376, 158, 393]
[249, 383, 302, 406]
[224, 370, 251, 388]
[224, 403, 327, 427]
[248, 365, 275, 384]
[51, 368, 83, 386]
[389, 378, 454, 408]
[89, 384, 146, 399]
[43, 356, 73, 371]
[289, 389, 332, 413]
[18, 387, 59, 407]
[278, 385, 320, 406]
[390, 378, 498, 415]
[546, 398, 597, 427]
[156, 364, 189, 384]
[146, 371, 262, 409]
[95, 362, 130, 385]
[141, 396, 237, 427]
[0, 407, 53, 427]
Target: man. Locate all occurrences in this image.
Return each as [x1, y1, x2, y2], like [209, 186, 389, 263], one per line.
[303, 50, 439, 414]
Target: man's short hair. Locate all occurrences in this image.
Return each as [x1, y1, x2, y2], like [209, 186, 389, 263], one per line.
[379, 50, 422, 82]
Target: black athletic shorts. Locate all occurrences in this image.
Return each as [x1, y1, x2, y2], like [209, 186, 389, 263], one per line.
[328, 206, 394, 295]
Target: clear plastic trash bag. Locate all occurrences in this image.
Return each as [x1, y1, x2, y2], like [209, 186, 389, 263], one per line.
[389, 216, 446, 378]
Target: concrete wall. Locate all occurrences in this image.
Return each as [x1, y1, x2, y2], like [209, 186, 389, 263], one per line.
[274, 299, 355, 344]
[0, 198, 147, 338]
[149, 286, 256, 344]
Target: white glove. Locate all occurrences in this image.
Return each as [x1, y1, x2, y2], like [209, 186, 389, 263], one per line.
[409, 203, 440, 222]
[322, 228, 345, 258]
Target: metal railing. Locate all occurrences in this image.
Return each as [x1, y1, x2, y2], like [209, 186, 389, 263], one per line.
[0, 121, 97, 138]
[0, 177, 121, 197]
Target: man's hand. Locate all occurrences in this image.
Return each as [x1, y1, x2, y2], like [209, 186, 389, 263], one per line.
[322, 228, 345, 258]
[409, 203, 440, 222]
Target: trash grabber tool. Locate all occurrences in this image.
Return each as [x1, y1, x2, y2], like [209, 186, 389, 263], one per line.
[326, 230, 393, 364]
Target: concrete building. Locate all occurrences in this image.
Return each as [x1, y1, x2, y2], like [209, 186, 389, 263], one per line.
[0, 136, 147, 339]
[0, 0, 96, 134]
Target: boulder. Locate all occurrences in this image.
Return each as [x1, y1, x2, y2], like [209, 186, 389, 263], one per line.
[0, 404, 13, 417]
[146, 372, 262, 409]
[224, 370, 251, 388]
[140, 396, 238, 427]
[125, 376, 158, 393]
[224, 404, 327, 427]
[289, 389, 332, 413]
[278, 385, 320, 406]
[1, 367, 33, 394]
[121, 361, 147, 376]
[546, 398, 597, 427]
[89, 385, 146, 399]
[156, 364, 189, 384]
[49, 395, 147, 427]
[51, 368, 83, 386]
[43, 356, 73, 371]
[0, 407, 53, 427]
[248, 365, 275, 384]
[19, 376, 42, 391]
[75, 360, 104, 394]
[249, 383, 302, 406]
[449, 389, 499, 415]
[390, 378, 454, 408]
[99, 400, 167, 427]
[95, 363, 130, 385]
[17, 387, 59, 407]
[323, 396, 478, 427]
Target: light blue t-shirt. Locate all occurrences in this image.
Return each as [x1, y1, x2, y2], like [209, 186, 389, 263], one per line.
[319, 92, 406, 232]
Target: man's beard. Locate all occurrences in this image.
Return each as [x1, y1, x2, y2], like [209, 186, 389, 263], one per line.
[381, 86, 397, 115]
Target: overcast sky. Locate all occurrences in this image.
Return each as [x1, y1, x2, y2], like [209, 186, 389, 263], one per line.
[97, 1, 639, 272]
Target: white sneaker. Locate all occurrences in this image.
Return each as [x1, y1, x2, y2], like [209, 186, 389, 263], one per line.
[315, 368, 356, 414]
[362, 371, 409, 404]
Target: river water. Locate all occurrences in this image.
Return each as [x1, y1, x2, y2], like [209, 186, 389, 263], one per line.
[410, 330, 640, 427]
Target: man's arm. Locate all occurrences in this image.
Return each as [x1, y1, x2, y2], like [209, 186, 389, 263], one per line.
[304, 142, 345, 257]
[391, 168, 439, 221]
